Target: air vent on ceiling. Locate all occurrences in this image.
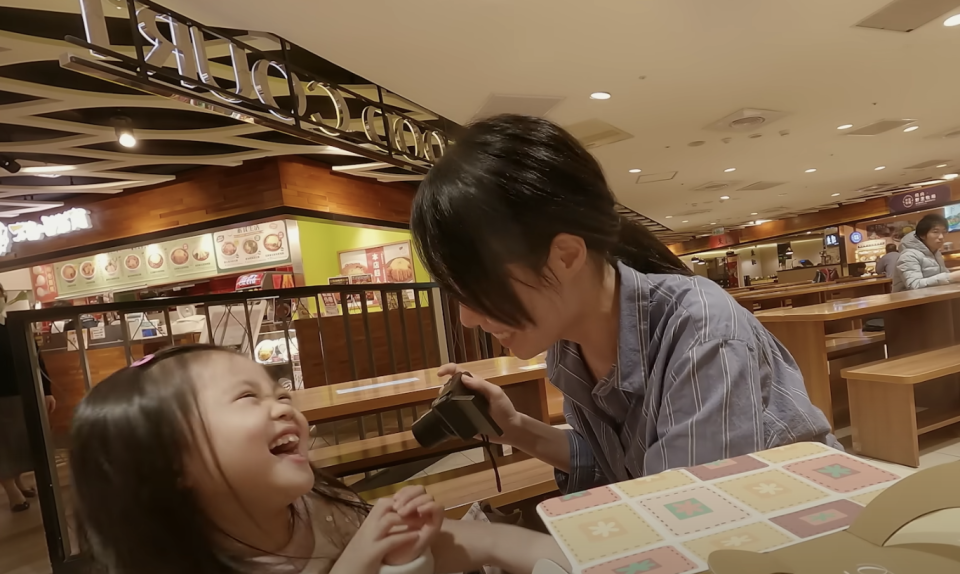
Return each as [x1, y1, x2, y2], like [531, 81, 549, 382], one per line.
[564, 119, 633, 149]
[705, 108, 789, 132]
[905, 160, 952, 169]
[676, 209, 712, 217]
[692, 181, 739, 192]
[738, 181, 787, 191]
[845, 119, 916, 136]
[856, 0, 960, 33]
[471, 94, 564, 121]
[634, 171, 677, 184]
[857, 183, 896, 193]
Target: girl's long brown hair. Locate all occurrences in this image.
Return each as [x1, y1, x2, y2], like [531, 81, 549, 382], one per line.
[70, 345, 367, 574]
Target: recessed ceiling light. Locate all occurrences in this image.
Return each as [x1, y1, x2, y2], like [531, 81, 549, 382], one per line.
[831, 193, 841, 197]
[682, 220, 689, 223]
[590, 92, 611, 100]
[628, 168, 642, 173]
[710, 222, 717, 225]
[910, 180, 945, 186]
[754, 219, 770, 225]
[945, 14, 960, 26]
[724, 168, 736, 173]
[874, 166, 886, 171]
[665, 215, 673, 219]
[805, 168, 817, 173]
[750, 212, 758, 216]
[837, 124, 853, 130]
[945, 173, 959, 179]
[720, 195, 730, 200]
[903, 125, 919, 133]
[937, 164, 949, 168]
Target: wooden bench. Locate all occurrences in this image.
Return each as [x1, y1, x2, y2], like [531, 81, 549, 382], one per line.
[825, 330, 885, 360]
[360, 455, 558, 518]
[842, 344, 960, 467]
[310, 430, 478, 477]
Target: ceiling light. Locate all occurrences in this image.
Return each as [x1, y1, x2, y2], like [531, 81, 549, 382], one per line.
[805, 168, 817, 173]
[831, 193, 841, 197]
[590, 92, 611, 100]
[945, 173, 959, 179]
[750, 212, 758, 216]
[682, 220, 689, 223]
[710, 222, 717, 225]
[938, 164, 949, 168]
[874, 166, 886, 171]
[720, 195, 730, 200]
[697, 260, 706, 265]
[945, 14, 960, 26]
[665, 215, 673, 219]
[837, 124, 853, 130]
[754, 219, 770, 225]
[21, 165, 77, 174]
[903, 125, 919, 133]
[112, 116, 137, 148]
[0, 155, 21, 174]
[910, 180, 945, 186]
[628, 168, 642, 173]
[724, 168, 736, 173]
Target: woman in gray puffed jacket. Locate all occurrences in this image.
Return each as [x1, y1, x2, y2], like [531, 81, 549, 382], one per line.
[893, 213, 960, 292]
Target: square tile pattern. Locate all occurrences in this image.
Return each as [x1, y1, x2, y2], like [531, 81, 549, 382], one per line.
[538, 442, 912, 571]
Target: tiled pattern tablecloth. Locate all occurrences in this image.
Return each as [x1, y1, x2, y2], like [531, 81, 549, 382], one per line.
[536, 442, 912, 574]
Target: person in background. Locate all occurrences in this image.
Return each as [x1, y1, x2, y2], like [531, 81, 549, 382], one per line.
[0, 284, 55, 513]
[894, 213, 960, 292]
[412, 114, 837, 494]
[874, 243, 900, 278]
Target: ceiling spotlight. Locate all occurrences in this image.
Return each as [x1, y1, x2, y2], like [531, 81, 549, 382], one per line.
[589, 92, 611, 100]
[691, 257, 700, 263]
[628, 168, 642, 173]
[903, 125, 919, 133]
[112, 116, 137, 148]
[0, 155, 21, 174]
[831, 193, 841, 197]
[665, 215, 673, 219]
[682, 220, 689, 223]
[724, 168, 736, 173]
[754, 219, 770, 225]
[697, 260, 706, 265]
[837, 124, 853, 130]
[945, 173, 959, 179]
[945, 14, 960, 26]
[720, 195, 730, 200]
[750, 212, 758, 216]
[786, 250, 794, 256]
[710, 222, 717, 225]
[874, 166, 886, 171]
[937, 164, 949, 168]
[805, 168, 817, 173]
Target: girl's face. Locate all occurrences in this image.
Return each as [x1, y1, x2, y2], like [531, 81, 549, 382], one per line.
[185, 353, 314, 511]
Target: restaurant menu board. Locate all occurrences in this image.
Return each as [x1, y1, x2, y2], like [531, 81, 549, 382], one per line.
[30, 264, 59, 302]
[338, 241, 415, 283]
[947, 204, 960, 232]
[214, 220, 290, 271]
[51, 221, 289, 299]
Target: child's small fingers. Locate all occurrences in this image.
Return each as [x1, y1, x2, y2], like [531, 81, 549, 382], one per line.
[377, 531, 420, 555]
[397, 494, 436, 516]
[374, 512, 405, 537]
[392, 485, 427, 508]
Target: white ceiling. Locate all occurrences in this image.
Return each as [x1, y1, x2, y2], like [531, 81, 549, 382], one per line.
[84, 1, 960, 234]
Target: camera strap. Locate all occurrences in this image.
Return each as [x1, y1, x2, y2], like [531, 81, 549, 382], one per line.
[479, 436, 502, 493]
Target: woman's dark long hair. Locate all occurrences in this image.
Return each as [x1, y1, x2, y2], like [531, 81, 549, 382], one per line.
[70, 345, 366, 574]
[412, 114, 689, 328]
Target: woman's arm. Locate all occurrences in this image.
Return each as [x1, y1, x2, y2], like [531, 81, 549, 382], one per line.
[431, 519, 571, 574]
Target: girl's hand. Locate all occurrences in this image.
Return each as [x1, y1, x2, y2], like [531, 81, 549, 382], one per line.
[438, 363, 522, 445]
[383, 486, 444, 566]
[331, 498, 419, 574]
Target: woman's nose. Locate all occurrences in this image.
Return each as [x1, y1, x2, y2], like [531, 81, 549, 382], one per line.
[460, 304, 482, 328]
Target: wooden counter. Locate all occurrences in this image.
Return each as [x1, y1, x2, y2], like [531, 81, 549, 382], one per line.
[756, 284, 960, 428]
[291, 355, 549, 424]
[735, 278, 891, 311]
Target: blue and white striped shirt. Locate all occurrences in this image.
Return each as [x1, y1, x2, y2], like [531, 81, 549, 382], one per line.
[550, 262, 838, 493]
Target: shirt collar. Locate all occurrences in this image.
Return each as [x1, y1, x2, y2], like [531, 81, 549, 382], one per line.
[613, 261, 648, 395]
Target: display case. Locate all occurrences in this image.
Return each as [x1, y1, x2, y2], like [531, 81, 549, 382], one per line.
[855, 239, 888, 274]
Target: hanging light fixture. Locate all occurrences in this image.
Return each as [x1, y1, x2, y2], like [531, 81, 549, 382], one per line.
[112, 116, 137, 148]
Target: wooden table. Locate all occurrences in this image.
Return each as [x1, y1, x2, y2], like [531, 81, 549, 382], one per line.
[756, 284, 960, 428]
[536, 442, 920, 574]
[735, 278, 891, 311]
[291, 355, 549, 424]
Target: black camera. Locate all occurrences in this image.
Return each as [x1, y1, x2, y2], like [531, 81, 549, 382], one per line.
[411, 371, 503, 448]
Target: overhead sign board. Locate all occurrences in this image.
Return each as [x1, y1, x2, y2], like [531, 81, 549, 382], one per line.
[888, 185, 951, 214]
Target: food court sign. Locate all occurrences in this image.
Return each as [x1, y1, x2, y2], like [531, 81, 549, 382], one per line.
[888, 185, 951, 214]
[69, 0, 450, 173]
[0, 208, 93, 256]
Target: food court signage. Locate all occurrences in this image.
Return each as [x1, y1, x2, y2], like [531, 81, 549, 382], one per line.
[70, 0, 449, 172]
[888, 185, 951, 214]
[0, 208, 93, 256]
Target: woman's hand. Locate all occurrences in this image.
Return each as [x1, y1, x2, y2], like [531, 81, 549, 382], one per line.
[383, 486, 444, 565]
[438, 363, 522, 445]
[331, 498, 419, 574]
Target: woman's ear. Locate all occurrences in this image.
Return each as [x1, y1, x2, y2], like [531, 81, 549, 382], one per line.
[547, 233, 588, 281]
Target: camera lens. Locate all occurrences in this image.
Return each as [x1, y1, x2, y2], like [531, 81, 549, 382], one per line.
[411, 408, 453, 448]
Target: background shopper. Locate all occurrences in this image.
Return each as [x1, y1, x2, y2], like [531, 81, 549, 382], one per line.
[412, 114, 836, 494]
[874, 243, 900, 278]
[894, 213, 960, 292]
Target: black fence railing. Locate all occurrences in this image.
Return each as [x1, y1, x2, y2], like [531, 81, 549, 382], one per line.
[2, 282, 495, 574]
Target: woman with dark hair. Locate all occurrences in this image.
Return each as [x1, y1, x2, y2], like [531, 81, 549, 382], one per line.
[413, 115, 836, 493]
[893, 213, 960, 292]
